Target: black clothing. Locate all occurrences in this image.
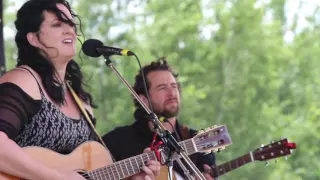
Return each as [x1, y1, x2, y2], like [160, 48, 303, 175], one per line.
[0, 68, 97, 154]
[102, 109, 216, 178]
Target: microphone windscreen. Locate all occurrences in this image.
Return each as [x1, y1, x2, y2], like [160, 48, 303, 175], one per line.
[82, 39, 103, 57]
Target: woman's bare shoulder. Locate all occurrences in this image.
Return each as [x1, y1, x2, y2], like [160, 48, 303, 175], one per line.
[0, 66, 42, 100]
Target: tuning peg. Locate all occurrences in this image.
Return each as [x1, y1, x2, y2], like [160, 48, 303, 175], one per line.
[205, 127, 212, 131]
[285, 156, 288, 160]
[198, 129, 204, 133]
[212, 125, 217, 128]
[271, 140, 274, 143]
[260, 144, 264, 148]
[265, 161, 269, 166]
[280, 150, 284, 154]
[218, 147, 225, 152]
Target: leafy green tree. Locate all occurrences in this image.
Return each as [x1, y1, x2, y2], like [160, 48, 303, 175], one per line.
[3, 0, 319, 179]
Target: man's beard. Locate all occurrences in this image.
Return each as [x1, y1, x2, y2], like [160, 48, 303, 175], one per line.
[155, 106, 180, 119]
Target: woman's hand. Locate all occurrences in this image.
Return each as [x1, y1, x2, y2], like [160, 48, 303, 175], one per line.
[129, 148, 161, 180]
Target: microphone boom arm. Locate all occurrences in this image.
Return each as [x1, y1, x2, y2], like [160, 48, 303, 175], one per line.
[102, 55, 206, 180]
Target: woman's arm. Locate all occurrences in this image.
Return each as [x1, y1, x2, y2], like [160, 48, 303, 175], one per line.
[0, 131, 63, 180]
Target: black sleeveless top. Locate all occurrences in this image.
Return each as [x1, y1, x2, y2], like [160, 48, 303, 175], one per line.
[0, 68, 97, 154]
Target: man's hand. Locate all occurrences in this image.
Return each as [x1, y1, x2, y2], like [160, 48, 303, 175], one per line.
[203, 164, 214, 180]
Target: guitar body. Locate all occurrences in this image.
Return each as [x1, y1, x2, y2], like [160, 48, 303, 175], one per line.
[0, 125, 232, 180]
[0, 141, 113, 180]
[157, 167, 177, 180]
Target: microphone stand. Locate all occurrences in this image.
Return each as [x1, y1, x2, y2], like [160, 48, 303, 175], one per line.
[176, 159, 194, 180]
[102, 55, 206, 180]
[167, 157, 173, 180]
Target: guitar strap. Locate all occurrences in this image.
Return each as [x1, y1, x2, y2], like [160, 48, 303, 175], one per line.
[178, 123, 191, 140]
[66, 81, 108, 148]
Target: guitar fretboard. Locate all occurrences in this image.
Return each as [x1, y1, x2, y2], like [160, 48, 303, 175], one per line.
[87, 138, 196, 180]
[88, 151, 156, 180]
[178, 138, 197, 155]
[211, 153, 253, 178]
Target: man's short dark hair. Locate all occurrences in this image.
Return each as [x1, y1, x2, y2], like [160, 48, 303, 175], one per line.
[132, 57, 179, 108]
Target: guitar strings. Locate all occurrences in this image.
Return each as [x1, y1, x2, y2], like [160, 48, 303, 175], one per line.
[88, 151, 156, 180]
[86, 135, 222, 180]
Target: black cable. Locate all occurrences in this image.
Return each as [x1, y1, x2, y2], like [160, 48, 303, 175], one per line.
[165, 119, 183, 180]
[133, 54, 182, 180]
[133, 54, 155, 114]
[166, 119, 182, 142]
[133, 54, 172, 180]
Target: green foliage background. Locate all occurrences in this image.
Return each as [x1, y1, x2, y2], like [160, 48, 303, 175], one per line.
[3, 0, 319, 179]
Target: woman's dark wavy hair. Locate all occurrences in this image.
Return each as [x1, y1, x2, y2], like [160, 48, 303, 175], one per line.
[14, 0, 96, 107]
[132, 57, 180, 108]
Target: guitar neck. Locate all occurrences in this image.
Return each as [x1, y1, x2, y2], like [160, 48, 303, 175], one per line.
[86, 138, 196, 180]
[211, 153, 254, 178]
[87, 151, 157, 179]
[178, 138, 197, 155]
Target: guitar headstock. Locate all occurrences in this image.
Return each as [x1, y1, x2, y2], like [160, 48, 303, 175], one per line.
[253, 138, 296, 161]
[158, 125, 232, 165]
[193, 124, 232, 153]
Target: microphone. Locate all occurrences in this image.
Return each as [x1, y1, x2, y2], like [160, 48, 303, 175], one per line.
[82, 39, 134, 57]
[159, 117, 168, 122]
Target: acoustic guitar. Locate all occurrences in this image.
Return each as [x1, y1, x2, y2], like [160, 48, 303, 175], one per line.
[209, 138, 296, 178]
[156, 125, 232, 180]
[0, 125, 232, 180]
